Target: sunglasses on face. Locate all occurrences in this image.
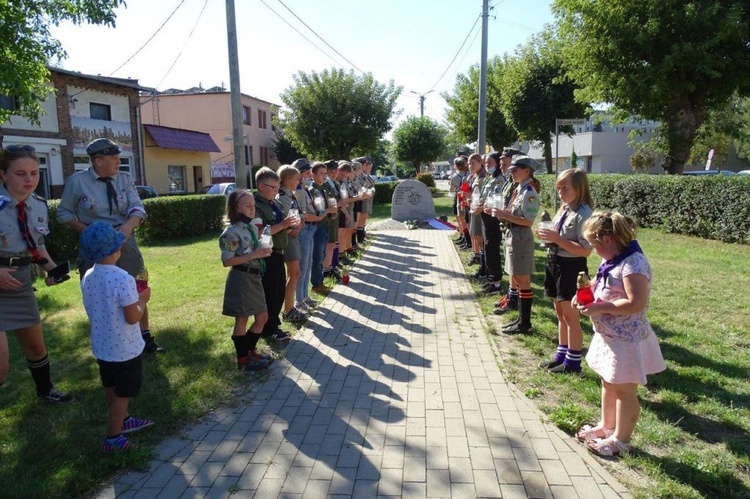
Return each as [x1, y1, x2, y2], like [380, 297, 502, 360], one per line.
[4, 145, 36, 153]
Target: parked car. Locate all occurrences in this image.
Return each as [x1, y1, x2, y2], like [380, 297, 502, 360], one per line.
[201, 183, 237, 196]
[369, 174, 379, 183]
[440, 171, 451, 180]
[737, 170, 750, 175]
[136, 185, 159, 199]
[377, 175, 398, 183]
[683, 170, 736, 176]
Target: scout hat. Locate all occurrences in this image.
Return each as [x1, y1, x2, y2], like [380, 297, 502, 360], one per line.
[508, 155, 541, 172]
[86, 138, 121, 157]
[79, 222, 126, 261]
[291, 158, 311, 172]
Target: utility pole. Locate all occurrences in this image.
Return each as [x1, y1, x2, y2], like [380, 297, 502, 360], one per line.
[226, 0, 248, 189]
[477, 0, 489, 154]
[410, 90, 434, 118]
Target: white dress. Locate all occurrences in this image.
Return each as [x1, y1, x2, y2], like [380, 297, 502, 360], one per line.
[585, 252, 666, 385]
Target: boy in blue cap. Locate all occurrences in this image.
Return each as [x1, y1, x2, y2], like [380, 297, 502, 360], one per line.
[80, 222, 153, 452]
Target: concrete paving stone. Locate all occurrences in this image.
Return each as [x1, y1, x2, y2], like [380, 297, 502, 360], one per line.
[468, 445, 495, 470]
[425, 409, 445, 428]
[404, 434, 427, 455]
[506, 426, 533, 447]
[473, 468, 502, 498]
[448, 456, 474, 483]
[462, 410, 485, 428]
[303, 479, 332, 497]
[218, 452, 251, 477]
[401, 480, 427, 498]
[403, 455, 427, 482]
[384, 423, 407, 444]
[445, 417, 467, 437]
[189, 462, 225, 488]
[203, 475, 238, 498]
[207, 440, 239, 462]
[426, 468, 451, 497]
[248, 440, 282, 464]
[530, 437, 559, 460]
[466, 426, 490, 448]
[279, 465, 313, 494]
[155, 438, 195, 462]
[251, 477, 285, 497]
[447, 435, 471, 458]
[184, 421, 217, 441]
[451, 482, 477, 498]
[521, 470, 553, 499]
[329, 466, 357, 496]
[178, 487, 208, 499]
[406, 417, 427, 436]
[154, 474, 191, 499]
[443, 402, 464, 419]
[179, 451, 213, 476]
[494, 458, 523, 484]
[475, 389, 497, 405]
[501, 483, 531, 499]
[113, 470, 151, 487]
[336, 444, 363, 468]
[264, 454, 294, 479]
[378, 467, 403, 497]
[559, 451, 593, 477]
[541, 459, 573, 485]
[380, 445, 406, 469]
[142, 462, 180, 489]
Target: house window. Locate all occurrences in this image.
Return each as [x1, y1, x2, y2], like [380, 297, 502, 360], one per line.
[244, 145, 250, 165]
[90, 102, 112, 121]
[168, 165, 186, 193]
[258, 109, 267, 129]
[0, 95, 19, 112]
[260, 146, 269, 165]
[119, 157, 132, 175]
[35, 156, 50, 199]
[242, 106, 251, 125]
[74, 155, 90, 172]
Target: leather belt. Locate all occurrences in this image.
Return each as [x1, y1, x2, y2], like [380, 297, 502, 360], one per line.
[232, 264, 261, 274]
[273, 249, 285, 255]
[0, 256, 32, 267]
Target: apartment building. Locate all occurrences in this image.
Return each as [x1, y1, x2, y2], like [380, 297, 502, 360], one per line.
[1, 67, 148, 198]
[140, 87, 280, 183]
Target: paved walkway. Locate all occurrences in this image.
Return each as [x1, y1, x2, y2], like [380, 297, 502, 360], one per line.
[98, 229, 628, 498]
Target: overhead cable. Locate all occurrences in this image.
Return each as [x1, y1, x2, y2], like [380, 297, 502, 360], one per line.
[157, 0, 210, 88]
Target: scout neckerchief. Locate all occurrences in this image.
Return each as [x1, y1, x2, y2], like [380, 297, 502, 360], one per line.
[596, 240, 643, 288]
[16, 200, 48, 264]
[97, 177, 118, 215]
[239, 215, 266, 274]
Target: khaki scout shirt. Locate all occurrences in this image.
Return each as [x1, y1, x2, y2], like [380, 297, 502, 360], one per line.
[0, 184, 49, 255]
[219, 222, 261, 269]
[57, 167, 146, 227]
[507, 178, 540, 223]
[554, 203, 593, 258]
[254, 193, 288, 250]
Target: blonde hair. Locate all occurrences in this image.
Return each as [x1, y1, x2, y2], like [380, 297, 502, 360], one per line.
[555, 168, 593, 216]
[277, 165, 300, 184]
[583, 211, 637, 250]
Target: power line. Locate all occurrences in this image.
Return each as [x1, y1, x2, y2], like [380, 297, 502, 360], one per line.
[428, 12, 482, 92]
[273, 0, 365, 73]
[443, 22, 483, 89]
[108, 0, 189, 76]
[156, 0, 210, 88]
[495, 17, 539, 32]
[258, 0, 345, 68]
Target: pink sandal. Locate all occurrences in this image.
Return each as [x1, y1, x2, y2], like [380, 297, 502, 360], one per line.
[576, 423, 614, 442]
[586, 437, 633, 457]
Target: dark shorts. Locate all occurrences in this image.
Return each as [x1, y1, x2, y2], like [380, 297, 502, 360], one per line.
[97, 354, 143, 398]
[353, 200, 362, 215]
[544, 254, 588, 301]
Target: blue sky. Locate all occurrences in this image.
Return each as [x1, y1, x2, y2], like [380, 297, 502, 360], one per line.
[50, 0, 554, 125]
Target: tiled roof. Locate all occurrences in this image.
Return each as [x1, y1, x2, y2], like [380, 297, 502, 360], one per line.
[144, 124, 221, 153]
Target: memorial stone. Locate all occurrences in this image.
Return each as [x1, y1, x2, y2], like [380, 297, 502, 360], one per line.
[391, 179, 435, 222]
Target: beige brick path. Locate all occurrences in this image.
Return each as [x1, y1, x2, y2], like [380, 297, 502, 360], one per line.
[97, 229, 628, 498]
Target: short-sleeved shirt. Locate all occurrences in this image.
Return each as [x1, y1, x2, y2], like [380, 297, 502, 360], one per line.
[553, 203, 593, 258]
[276, 186, 297, 216]
[254, 193, 288, 250]
[219, 223, 261, 269]
[81, 264, 144, 362]
[507, 178, 540, 222]
[0, 185, 49, 255]
[57, 167, 146, 227]
[296, 184, 317, 218]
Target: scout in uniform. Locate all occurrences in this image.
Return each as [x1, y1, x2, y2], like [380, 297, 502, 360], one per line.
[254, 167, 297, 342]
[493, 155, 541, 335]
[353, 155, 376, 244]
[479, 152, 505, 294]
[322, 160, 343, 279]
[58, 138, 164, 353]
[275, 165, 306, 324]
[537, 168, 594, 373]
[0, 144, 71, 403]
[310, 162, 336, 294]
[219, 189, 273, 371]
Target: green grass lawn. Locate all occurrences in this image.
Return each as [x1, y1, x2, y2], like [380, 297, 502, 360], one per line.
[1, 222, 748, 497]
[461, 228, 750, 498]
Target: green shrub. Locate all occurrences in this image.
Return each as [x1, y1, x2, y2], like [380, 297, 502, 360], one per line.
[136, 195, 226, 243]
[374, 182, 396, 204]
[416, 172, 435, 188]
[538, 173, 750, 244]
[44, 196, 227, 261]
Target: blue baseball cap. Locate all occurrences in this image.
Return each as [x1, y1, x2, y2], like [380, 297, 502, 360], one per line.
[79, 222, 125, 261]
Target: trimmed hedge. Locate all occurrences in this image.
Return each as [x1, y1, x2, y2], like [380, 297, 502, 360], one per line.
[374, 182, 397, 204]
[416, 172, 435, 188]
[45, 195, 227, 262]
[538, 173, 750, 244]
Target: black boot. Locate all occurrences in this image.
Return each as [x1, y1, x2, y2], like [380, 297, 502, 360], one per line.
[503, 290, 532, 334]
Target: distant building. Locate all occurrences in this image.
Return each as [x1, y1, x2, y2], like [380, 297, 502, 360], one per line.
[1, 67, 148, 198]
[140, 86, 280, 183]
[524, 115, 661, 174]
[142, 124, 220, 194]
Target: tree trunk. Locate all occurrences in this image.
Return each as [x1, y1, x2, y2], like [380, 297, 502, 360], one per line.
[544, 138, 553, 174]
[664, 105, 707, 174]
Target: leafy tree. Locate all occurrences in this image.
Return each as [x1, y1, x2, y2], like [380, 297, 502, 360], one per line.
[553, 0, 750, 173]
[443, 56, 517, 151]
[0, 0, 125, 142]
[278, 68, 401, 160]
[689, 95, 750, 167]
[392, 116, 446, 174]
[501, 29, 587, 173]
[371, 139, 392, 176]
[271, 129, 303, 165]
